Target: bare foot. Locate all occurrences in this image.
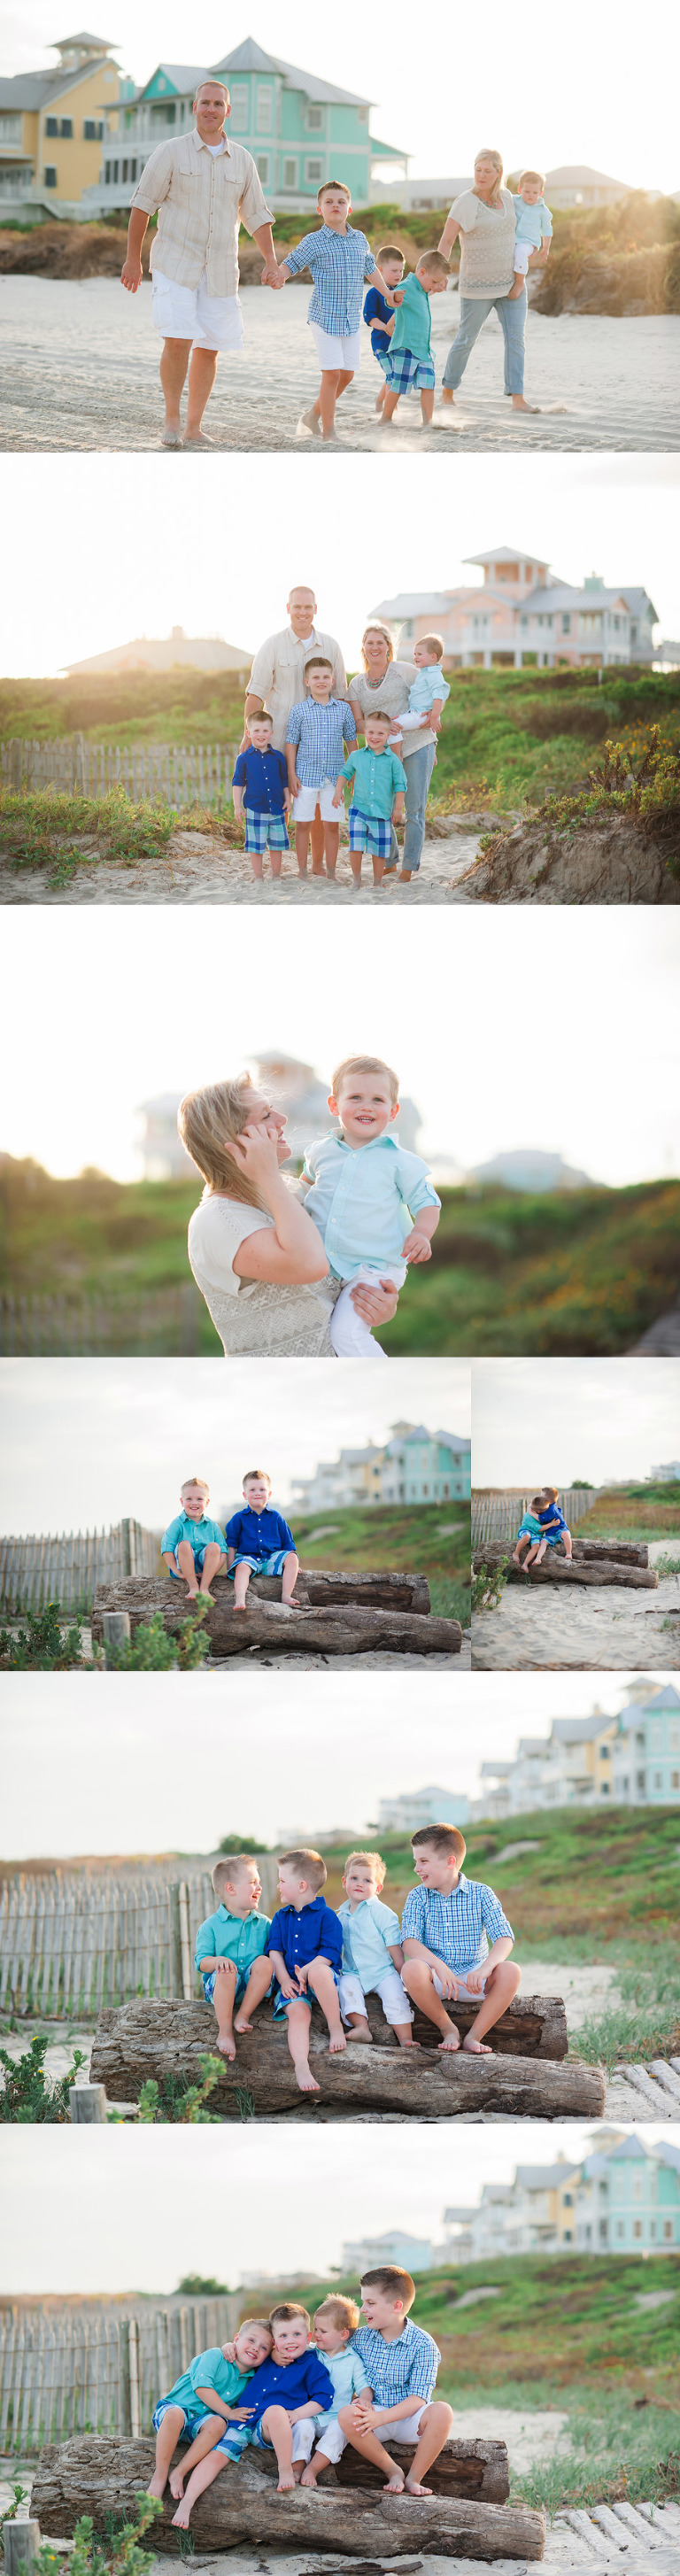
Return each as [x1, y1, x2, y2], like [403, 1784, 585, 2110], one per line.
[328, 2027, 346, 2053]
[168, 2471, 185, 2501]
[295, 2065, 321, 2093]
[347, 2026, 372, 2044]
[396, 2033, 421, 2047]
[171, 2503, 192, 2529]
[185, 1586, 199, 1600]
[147, 2475, 168, 2499]
[234, 2015, 253, 2034]
[199, 1589, 214, 1605]
[512, 396, 540, 412]
[383, 2472, 406, 2493]
[276, 2472, 296, 2492]
[405, 2476, 432, 2495]
[282, 1593, 300, 1608]
[462, 2034, 493, 2053]
[440, 387, 454, 404]
[438, 2027, 461, 2051]
[216, 2031, 236, 2059]
[233, 1600, 248, 1613]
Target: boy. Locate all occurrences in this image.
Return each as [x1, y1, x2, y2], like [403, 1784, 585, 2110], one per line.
[337, 1850, 415, 2046]
[295, 2296, 371, 2485]
[232, 1847, 344, 2094]
[232, 711, 290, 881]
[512, 1496, 549, 1572]
[339, 2263, 453, 2496]
[537, 1486, 573, 1559]
[390, 638, 450, 744]
[509, 169, 552, 299]
[378, 252, 449, 429]
[194, 1854, 272, 2059]
[363, 246, 405, 409]
[332, 712, 406, 887]
[171, 2302, 335, 2518]
[273, 181, 397, 442]
[400, 1823, 521, 2055]
[225, 1469, 299, 1612]
[148, 2316, 273, 2503]
[161, 1477, 227, 1602]
[299, 1054, 440, 1358]
[286, 656, 356, 878]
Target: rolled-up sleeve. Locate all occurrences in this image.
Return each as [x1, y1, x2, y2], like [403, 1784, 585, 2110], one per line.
[342, 708, 357, 744]
[481, 1885, 514, 1943]
[194, 1915, 216, 1969]
[286, 702, 304, 743]
[237, 160, 274, 236]
[248, 640, 275, 701]
[396, 1151, 441, 1216]
[130, 139, 174, 215]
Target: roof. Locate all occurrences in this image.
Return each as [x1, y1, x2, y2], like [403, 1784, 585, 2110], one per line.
[550, 1715, 616, 1744]
[544, 165, 631, 190]
[514, 2164, 580, 2190]
[53, 28, 115, 42]
[370, 593, 454, 620]
[214, 37, 375, 110]
[135, 64, 215, 100]
[465, 547, 550, 569]
[0, 61, 118, 106]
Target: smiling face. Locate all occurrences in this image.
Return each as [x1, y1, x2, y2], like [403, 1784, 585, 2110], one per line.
[362, 627, 391, 677]
[224, 1857, 262, 1915]
[305, 661, 334, 700]
[359, 2283, 406, 2332]
[364, 716, 391, 754]
[313, 2311, 351, 2355]
[249, 717, 274, 753]
[237, 1087, 290, 1165]
[194, 81, 230, 143]
[328, 1071, 398, 1149]
[343, 1857, 380, 1908]
[181, 1481, 209, 1520]
[243, 1473, 272, 1514]
[277, 1863, 311, 1907]
[271, 2315, 310, 2363]
[233, 2322, 273, 2371]
[288, 586, 317, 638]
[412, 1837, 459, 1893]
[413, 640, 440, 669]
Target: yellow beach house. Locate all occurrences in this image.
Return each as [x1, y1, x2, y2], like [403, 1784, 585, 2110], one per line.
[0, 30, 127, 220]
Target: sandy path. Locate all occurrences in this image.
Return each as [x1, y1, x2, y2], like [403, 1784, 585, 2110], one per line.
[0, 826, 480, 907]
[472, 1556, 680, 1670]
[2, 277, 677, 451]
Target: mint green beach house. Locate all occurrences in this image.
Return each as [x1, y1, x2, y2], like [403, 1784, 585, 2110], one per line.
[86, 35, 409, 216]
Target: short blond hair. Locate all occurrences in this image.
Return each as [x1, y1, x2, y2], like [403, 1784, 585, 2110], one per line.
[418, 633, 445, 660]
[518, 167, 545, 187]
[178, 1077, 269, 1211]
[331, 1056, 398, 1105]
[416, 251, 449, 279]
[314, 2294, 359, 2333]
[278, 1846, 327, 1892]
[243, 1467, 271, 1490]
[212, 1856, 259, 1898]
[270, 2301, 310, 2325]
[475, 147, 503, 176]
[344, 1849, 386, 1891]
[181, 1475, 209, 1498]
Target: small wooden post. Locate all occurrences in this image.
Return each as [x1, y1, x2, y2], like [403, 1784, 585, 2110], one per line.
[168, 1883, 183, 1997]
[102, 1610, 131, 1666]
[178, 1881, 193, 2000]
[128, 2318, 141, 2440]
[69, 2084, 108, 2123]
[4, 2526, 42, 2576]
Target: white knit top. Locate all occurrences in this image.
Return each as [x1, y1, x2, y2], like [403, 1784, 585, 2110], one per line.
[187, 1194, 339, 1358]
[448, 187, 516, 298]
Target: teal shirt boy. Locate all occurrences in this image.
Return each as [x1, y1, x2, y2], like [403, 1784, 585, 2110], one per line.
[161, 2347, 252, 2423]
[339, 746, 406, 819]
[161, 1509, 227, 1562]
[390, 271, 432, 361]
[194, 1902, 272, 1980]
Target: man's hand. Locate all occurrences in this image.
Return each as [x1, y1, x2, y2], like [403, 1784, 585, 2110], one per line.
[290, 769, 301, 797]
[120, 258, 143, 293]
[403, 1226, 433, 1265]
[262, 259, 285, 289]
[391, 289, 405, 306]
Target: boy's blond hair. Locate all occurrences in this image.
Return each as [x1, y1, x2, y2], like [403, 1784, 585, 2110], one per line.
[416, 251, 449, 279]
[518, 168, 545, 187]
[344, 1849, 386, 1891]
[412, 1822, 467, 1864]
[243, 1468, 272, 1489]
[178, 1077, 270, 1211]
[418, 634, 445, 661]
[364, 709, 392, 729]
[269, 2301, 311, 2325]
[314, 2294, 359, 2333]
[212, 1855, 258, 1898]
[304, 654, 334, 674]
[331, 1055, 398, 1105]
[541, 1485, 559, 1503]
[278, 1846, 327, 1891]
[318, 179, 351, 204]
[377, 244, 404, 267]
[237, 2315, 274, 2339]
[181, 1475, 210, 1498]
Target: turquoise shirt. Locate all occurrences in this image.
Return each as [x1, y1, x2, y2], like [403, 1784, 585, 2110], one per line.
[163, 2346, 251, 2423]
[390, 271, 432, 361]
[338, 1894, 401, 1989]
[340, 746, 406, 819]
[316, 2342, 373, 2432]
[161, 1509, 227, 1560]
[302, 1130, 441, 1281]
[194, 1902, 272, 1975]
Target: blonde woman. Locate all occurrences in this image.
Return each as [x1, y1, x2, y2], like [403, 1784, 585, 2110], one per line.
[180, 1076, 400, 1357]
[348, 625, 437, 880]
[438, 151, 537, 413]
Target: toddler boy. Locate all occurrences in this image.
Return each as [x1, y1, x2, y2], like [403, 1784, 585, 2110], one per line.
[286, 655, 356, 878]
[333, 711, 406, 886]
[363, 245, 405, 408]
[509, 170, 552, 298]
[232, 711, 290, 880]
[390, 638, 450, 743]
[274, 181, 396, 441]
[172, 2302, 334, 2517]
[378, 252, 449, 429]
[400, 1823, 521, 2054]
[233, 1848, 344, 2093]
[337, 1850, 415, 2046]
[339, 2263, 453, 2495]
[148, 2317, 273, 2505]
[295, 2296, 371, 2484]
[161, 1477, 227, 1602]
[194, 1854, 272, 2059]
[512, 1496, 549, 1571]
[225, 1469, 299, 1610]
[300, 1054, 440, 1358]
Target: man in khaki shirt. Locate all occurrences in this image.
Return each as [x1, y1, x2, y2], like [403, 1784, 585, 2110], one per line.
[243, 586, 347, 874]
[121, 78, 278, 449]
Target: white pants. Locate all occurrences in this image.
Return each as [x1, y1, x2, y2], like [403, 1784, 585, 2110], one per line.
[151, 267, 244, 352]
[329, 1262, 406, 1358]
[292, 777, 339, 824]
[512, 241, 532, 275]
[310, 321, 361, 372]
[291, 2416, 346, 2465]
[339, 1966, 413, 2028]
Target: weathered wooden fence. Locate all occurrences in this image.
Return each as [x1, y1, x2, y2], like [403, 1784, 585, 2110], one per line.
[1, 738, 241, 808]
[0, 2296, 243, 2450]
[0, 1857, 281, 2015]
[471, 1489, 607, 1546]
[0, 1520, 160, 1614]
[0, 1284, 205, 1358]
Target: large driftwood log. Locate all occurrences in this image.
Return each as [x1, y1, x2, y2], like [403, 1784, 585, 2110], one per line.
[472, 1549, 657, 1590]
[472, 1537, 649, 1570]
[33, 2436, 546, 2561]
[334, 2435, 508, 2501]
[90, 1997, 605, 2117]
[90, 1577, 462, 1657]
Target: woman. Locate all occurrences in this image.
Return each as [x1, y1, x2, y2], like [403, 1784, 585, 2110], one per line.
[437, 150, 537, 414]
[180, 1075, 399, 1356]
[348, 624, 437, 882]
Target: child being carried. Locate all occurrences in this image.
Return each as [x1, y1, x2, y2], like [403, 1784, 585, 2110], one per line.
[300, 1052, 441, 1358]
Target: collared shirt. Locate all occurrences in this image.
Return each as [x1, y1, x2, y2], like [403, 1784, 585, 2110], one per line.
[352, 2318, 441, 2411]
[401, 1874, 513, 1969]
[407, 667, 451, 717]
[537, 1504, 567, 1530]
[163, 2347, 252, 2423]
[350, 662, 434, 762]
[286, 696, 356, 788]
[315, 2343, 372, 2430]
[302, 1130, 440, 1282]
[390, 270, 432, 363]
[340, 746, 406, 821]
[225, 1505, 295, 1560]
[194, 1902, 271, 1976]
[130, 127, 273, 296]
[513, 192, 552, 246]
[517, 1512, 544, 1538]
[266, 1895, 344, 1980]
[232, 746, 288, 816]
[247, 627, 347, 753]
[242, 2348, 334, 2429]
[283, 223, 376, 335]
[161, 1509, 227, 1559]
[338, 1895, 401, 1987]
[363, 282, 394, 355]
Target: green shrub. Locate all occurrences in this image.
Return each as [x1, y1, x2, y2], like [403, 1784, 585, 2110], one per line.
[103, 1605, 212, 1671]
[0, 1601, 89, 1670]
[134, 2053, 224, 2123]
[0, 2034, 86, 2122]
[36, 2492, 162, 2576]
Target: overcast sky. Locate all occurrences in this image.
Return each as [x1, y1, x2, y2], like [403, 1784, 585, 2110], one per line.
[2, 457, 679, 677]
[473, 1358, 680, 1487]
[4, 0, 678, 190]
[3, 1669, 653, 1856]
[3, 913, 679, 1186]
[0, 2123, 669, 2294]
[0, 1357, 468, 1528]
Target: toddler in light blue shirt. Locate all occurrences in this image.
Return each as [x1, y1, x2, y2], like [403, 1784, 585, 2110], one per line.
[390, 635, 450, 741]
[300, 1052, 441, 1358]
[293, 2294, 373, 2482]
[508, 169, 552, 299]
[336, 1850, 415, 2044]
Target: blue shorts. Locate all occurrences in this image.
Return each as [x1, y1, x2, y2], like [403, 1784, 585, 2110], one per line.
[273, 1964, 341, 2020]
[168, 1544, 226, 1578]
[385, 349, 436, 395]
[373, 343, 392, 375]
[228, 1550, 291, 1578]
[202, 1965, 273, 2006]
[545, 1529, 568, 1547]
[152, 2401, 209, 2442]
[243, 809, 290, 855]
[348, 808, 392, 858]
[214, 2417, 265, 2459]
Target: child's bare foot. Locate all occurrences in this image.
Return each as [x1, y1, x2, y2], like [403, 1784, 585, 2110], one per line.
[384, 2471, 406, 2493]
[168, 2471, 185, 2500]
[438, 2026, 461, 2050]
[233, 1600, 248, 1613]
[462, 2034, 493, 2053]
[171, 2502, 192, 2529]
[405, 2475, 432, 2495]
[328, 2027, 346, 2053]
[185, 1585, 199, 1600]
[295, 2064, 321, 2093]
[234, 2014, 253, 2034]
[199, 1590, 214, 1605]
[147, 2475, 169, 2499]
[277, 2471, 296, 2493]
[300, 2463, 319, 2486]
[440, 387, 454, 404]
[347, 2024, 372, 2043]
[512, 396, 540, 412]
[216, 2031, 236, 2059]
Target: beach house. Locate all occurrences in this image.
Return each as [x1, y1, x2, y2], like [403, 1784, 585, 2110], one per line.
[611, 1683, 680, 1804]
[373, 546, 657, 669]
[82, 35, 408, 215]
[291, 1425, 471, 1513]
[0, 30, 124, 220]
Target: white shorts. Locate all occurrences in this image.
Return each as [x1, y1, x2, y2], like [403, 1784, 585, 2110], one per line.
[151, 267, 244, 352]
[292, 777, 339, 823]
[365, 2404, 429, 2444]
[291, 2416, 346, 2465]
[310, 321, 361, 373]
[432, 1967, 489, 2002]
[339, 1966, 413, 2028]
[329, 1264, 407, 1360]
[512, 241, 532, 275]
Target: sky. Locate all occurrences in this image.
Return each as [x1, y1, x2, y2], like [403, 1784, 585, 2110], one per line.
[4, 0, 679, 191]
[3, 912, 679, 1187]
[2, 455, 679, 677]
[2, 1669, 654, 1855]
[0, 2123, 669, 2293]
[0, 1355, 468, 1528]
[472, 1358, 680, 1488]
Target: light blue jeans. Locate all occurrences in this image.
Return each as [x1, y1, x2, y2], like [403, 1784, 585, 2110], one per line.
[443, 289, 527, 396]
[384, 743, 437, 876]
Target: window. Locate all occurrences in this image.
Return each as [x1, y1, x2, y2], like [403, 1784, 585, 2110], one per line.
[663, 2222, 673, 2239]
[358, 105, 368, 122]
[633, 2221, 643, 2238]
[256, 154, 269, 182]
[121, 159, 128, 181]
[653, 1772, 663, 1791]
[671, 1772, 680, 1790]
[59, 118, 73, 136]
[306, 104, 324, 130]
[616, 2221, 624, 2239]
[45, 116, 58, 136]
[110, 159, 119, 182]
[83, 119, 104, 140]
[561, 615, 571, 633]
[305, 158, 323, 183]
[230, 86, 249, 132]
[282, 157, 298, 186]
[0, 112, 22, 140]
[256, 84, 273, 132]
[43, 165, 58, 185]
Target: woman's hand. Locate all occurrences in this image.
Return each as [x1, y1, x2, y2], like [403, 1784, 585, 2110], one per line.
[231, 1119, 285, 1194]
[349, 1276, 399, 1326]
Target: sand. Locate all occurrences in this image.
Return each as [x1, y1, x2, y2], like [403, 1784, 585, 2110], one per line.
[2, 276, 677, 451]
[472, 1555, 680, 1671]
[0, 825, 481, 906]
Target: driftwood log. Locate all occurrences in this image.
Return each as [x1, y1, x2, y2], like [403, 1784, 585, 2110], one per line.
[90, 1574, 462, 1657]
[33, 2435, 547, 2561]
[90, 1996, 605, 2117]
[334, 2435, 508, 2501]
[472, 1546, 657, 1590]
[473, 1537, 649, 1569]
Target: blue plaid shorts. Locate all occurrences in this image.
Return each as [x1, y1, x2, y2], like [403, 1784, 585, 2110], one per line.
[202, 1965, 273, 2006]
[243, 809, 290, 855]
[348, 808, 392, 858]
[214, 2416, 266, 2458]
[385, 349, 436, 394]
[273, 1964, 341, 2021]
[152, 2401, 207, 2441]
[228, 1550, 290, 1578]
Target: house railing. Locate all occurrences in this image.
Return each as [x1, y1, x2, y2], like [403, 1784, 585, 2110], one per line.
[471, 1489, 608, 1546]
[1, 738, 241, 808]
[0, 2299, 243, 2450]
[0, 1520, 160, 1614]
[0, 1283, 205, 1359]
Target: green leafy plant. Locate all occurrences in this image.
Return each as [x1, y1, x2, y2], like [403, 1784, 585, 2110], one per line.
[525, 728, 680, 844]
[0, 2034, 86, 2123]
[35, 2492, 162, 2576]
[234, 2085, 256, 2122]
[0, 2483, 29, 2531]
[104, 1605, 211, 1671]
[0, 1600, 89, 1670]
[471, 1562, 508, 1613]
[135, 2053, 224, 2123]
[0, 785, 176, 884]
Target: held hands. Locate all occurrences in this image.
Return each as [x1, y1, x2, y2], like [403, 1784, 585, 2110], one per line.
[261, 259, 285, 289]
[120, 259, 143, 293]
[403, 1226, 433, 1265]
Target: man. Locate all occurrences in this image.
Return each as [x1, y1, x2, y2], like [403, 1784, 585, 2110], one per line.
[244, 587, 347, 876]
[121, 78, 279, 449]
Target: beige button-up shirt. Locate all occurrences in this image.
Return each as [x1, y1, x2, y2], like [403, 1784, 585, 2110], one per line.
[247, 625, 348, 751]
[131, 128, 273, 297]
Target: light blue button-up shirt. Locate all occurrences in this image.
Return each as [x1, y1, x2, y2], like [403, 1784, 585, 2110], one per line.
[302, 1130, 441, 1281]
[352, 2318, 441, 2410]
[407, 667, 451, 717]
[315, 2343, 372, 2430]
[340, 746, 406, 820]
[338, 1895, 401, 1989]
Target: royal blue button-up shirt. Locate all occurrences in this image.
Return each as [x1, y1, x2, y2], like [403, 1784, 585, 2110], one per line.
[232, 746, 288, 815]
[225, 1507, 295, 1560]
[240, 2347, 335, 2429]
[267, 1895, 344, 1979]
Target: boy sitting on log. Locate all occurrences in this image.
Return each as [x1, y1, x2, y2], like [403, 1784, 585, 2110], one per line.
[294, 2294, 372, 2485]
[161, 1475, 228, 1604]
[233, 1846, 345, 2092]
[194, 1854, 273, 2060]
[170, 2301, 335, 2518]
[225, 1467, 300, 1612]
[339, 2262, 453, 2495]
[336, 1848, 416, 2046]
[400, 1823, 522, 2055]
[537, 1487, 573, 1559]
[148, 2317, 274, 2504]
[512, 1496, 549, 1572]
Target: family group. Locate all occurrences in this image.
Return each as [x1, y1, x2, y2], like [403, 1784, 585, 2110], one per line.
[149, 2264, 452, 2518]
[512, 1488, 573, 1570]
[193, 1824, 519, 2093]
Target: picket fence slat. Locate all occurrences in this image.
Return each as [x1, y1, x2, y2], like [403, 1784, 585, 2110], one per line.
[0, 1519, 162, 1614]
[0, 1868, 218, 2015]
[1, 739, 239, 808]
[471, 1487, 608, 1545]
[0, 2295, 241, 2450]
[0, 1283, 204, 1363]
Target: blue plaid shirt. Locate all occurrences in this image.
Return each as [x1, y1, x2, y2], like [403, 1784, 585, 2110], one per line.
[283, 224, 376, 335]
[352, 2318, 440, 2411]
[286, 695, 356, 787]
[401, 1874, 513, 1969]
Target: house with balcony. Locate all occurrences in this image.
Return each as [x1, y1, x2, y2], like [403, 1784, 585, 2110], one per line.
[291, 1422, 471, 1514]
[340, 2228, 437, 2277]
[473, 1707, 621, 1818]
[0, 29, 126, 219]
[444, 2158, 582, 2265]
[373, 162, 636, 213]
[611, 1683, 680, 1804]
[372, 545, 657, 670]
[375, 1784, 469, 1832]
[575, 2134, 680, 2252]
[81, 35, 408, 216]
